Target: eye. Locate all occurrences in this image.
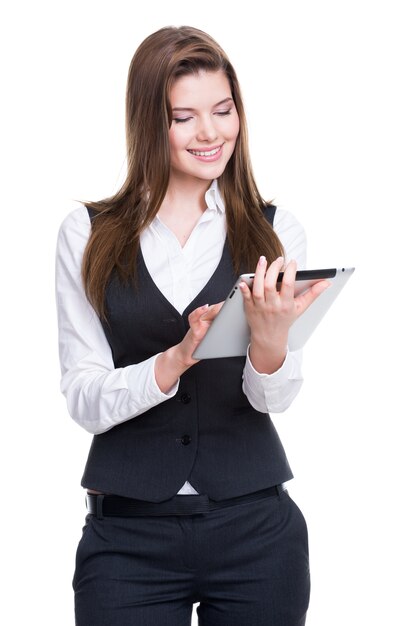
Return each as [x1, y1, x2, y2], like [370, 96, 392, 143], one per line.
[173, 117, 192, 124]
[215, 109, 232, 117]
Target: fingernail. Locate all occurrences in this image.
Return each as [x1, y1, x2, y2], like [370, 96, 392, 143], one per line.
[259, 256, 266, 266]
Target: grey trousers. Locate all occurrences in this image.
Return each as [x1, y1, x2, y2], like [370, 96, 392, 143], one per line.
[73, 489, 310, 626]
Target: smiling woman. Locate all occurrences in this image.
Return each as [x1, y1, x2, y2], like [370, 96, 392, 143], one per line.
[80, 26, 286, 319]
[168, 73, 239, 178]
[159, 71, 240, 244]
[55, 25, 325, 626]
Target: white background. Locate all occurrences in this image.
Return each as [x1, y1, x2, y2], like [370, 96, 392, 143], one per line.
[1, 1, 417, 624]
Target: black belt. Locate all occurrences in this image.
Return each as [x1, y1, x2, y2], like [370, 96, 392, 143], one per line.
[86, 485, 287, 518]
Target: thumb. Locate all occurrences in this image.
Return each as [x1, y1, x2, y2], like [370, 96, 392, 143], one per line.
[200, 301, 223, 321]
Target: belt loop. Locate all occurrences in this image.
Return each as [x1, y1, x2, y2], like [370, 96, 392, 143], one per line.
[96, 495, 104, 520]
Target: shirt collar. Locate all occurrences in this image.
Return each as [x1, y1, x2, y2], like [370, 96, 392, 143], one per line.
[153, 179, 225, 230]
[205, 179, 226, 214]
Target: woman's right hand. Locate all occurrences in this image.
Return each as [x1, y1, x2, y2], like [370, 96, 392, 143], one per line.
[155, 302, 223, 393]
[178, 302, 224, 366]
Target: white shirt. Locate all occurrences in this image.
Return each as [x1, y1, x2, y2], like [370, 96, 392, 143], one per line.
[56, 180, 307, 494]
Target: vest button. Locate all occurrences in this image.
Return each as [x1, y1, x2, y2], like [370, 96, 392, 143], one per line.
[181, 435, 191, 446]
[180, 392, 191, 404]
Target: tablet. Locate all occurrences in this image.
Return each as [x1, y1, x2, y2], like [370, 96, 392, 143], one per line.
[192, 267, 355, 359]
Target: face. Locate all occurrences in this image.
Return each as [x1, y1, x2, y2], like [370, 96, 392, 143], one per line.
[168, 70, 240, 186]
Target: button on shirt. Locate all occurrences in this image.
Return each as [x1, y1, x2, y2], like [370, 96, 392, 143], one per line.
[56, 180, 307, 495]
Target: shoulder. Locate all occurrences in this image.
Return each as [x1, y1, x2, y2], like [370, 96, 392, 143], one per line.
[58, 204, 91, 235]
[273, 205, 305, 237]
[271, 206, 307, 267]
[56, 205, 92, 269]
[57, 205, 91, 247]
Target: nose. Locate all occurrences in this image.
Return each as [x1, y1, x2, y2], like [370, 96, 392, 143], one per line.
[196, 115, 218, 143]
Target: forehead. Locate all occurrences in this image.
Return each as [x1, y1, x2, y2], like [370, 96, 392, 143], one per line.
[169, 70, 232, 107]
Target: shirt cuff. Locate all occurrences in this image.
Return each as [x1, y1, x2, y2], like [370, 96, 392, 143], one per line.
[124, 353, 180, 407]
[244, 344, 294, 386]
[242, 344, 303, 413]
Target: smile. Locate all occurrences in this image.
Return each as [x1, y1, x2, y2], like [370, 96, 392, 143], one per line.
[188, 146, 221, 157]
[186, 144, 225, 163]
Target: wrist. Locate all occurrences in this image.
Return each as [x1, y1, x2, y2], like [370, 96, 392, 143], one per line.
[164, 344, 194, 374]
[248, 335, 288, 374]
[155, 345, 192, 394]
[250, 329, 288, 354]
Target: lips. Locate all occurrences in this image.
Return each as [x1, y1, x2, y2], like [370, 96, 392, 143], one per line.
[187, 145, 222, 157]
[187, 143, 224, 162]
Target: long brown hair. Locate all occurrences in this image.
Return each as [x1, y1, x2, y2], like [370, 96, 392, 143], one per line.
[82, 26, 284, 318]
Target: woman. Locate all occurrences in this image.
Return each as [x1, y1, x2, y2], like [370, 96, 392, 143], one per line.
[56, 25, 328, 626]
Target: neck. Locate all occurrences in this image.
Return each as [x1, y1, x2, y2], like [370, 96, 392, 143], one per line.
[161, 175, 213, 216]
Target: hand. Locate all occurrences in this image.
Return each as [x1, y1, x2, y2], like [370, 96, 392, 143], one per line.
[239, 256, 330, 373]
[155, 302, 223, 393]
[177, 302, 224, 367]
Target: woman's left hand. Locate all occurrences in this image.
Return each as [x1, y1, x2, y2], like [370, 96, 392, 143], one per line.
[239, 256, 330, 374]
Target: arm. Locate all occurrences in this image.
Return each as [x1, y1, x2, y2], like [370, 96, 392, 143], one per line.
[154, 302, 223, 392]
[56, 207, 220, 434]
[241, 209, 328, 413]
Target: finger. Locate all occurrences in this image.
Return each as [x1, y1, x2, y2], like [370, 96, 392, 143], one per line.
[251, 256, 267, 302]
[239, 280, 253, 303]
[188, 304, 209, 325]
[200, 301, 223, 321]
[264, 256, 285, 302]
[278, 259, 297, 302]
[200, 303, 219, 321]
[295, 280, 331, 316]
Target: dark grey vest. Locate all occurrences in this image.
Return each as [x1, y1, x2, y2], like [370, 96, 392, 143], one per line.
[81, 206, 293, 501]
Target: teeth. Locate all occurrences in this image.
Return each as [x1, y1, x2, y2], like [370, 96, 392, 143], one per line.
[188, 146, 221, 157]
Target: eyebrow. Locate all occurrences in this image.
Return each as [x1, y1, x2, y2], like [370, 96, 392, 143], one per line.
[172, 97, 234, 112]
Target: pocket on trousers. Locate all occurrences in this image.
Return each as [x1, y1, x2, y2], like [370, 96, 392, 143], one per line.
[274, 493, 310, 555]
[72, 515, 95, 591]
[271, 492, 311, 616]
[286, 495, 310, 569]
[288, 495, 308, 529]
[78, 514, 95, 546]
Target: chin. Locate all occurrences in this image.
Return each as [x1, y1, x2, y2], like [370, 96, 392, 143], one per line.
[196, 161, 229, 180]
